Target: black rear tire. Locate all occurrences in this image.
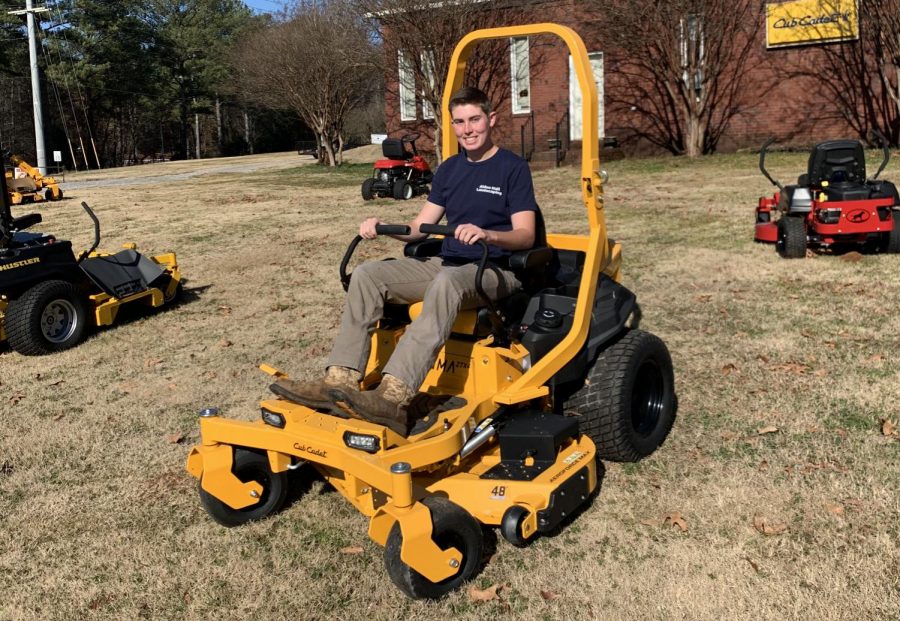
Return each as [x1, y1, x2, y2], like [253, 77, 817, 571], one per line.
[199, 449, 288, 527]
[384, 496, 482, 599]
[6, 280, 88, 355]
[361, 178, 376, 200]
[562, 329, 676, 462]
[884, 211, 900, 253]
[777, 216, 807, 258]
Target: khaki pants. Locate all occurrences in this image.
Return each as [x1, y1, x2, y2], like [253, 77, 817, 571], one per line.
[326, 256, 521, 390]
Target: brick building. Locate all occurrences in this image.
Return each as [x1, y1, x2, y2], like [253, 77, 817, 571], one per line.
[380, 0, 895, 162]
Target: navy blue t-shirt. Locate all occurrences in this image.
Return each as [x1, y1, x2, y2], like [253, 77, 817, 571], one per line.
[427, 147, 538, 261]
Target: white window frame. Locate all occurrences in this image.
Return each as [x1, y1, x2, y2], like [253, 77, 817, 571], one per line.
[510, 36, 531, 114]
[398, 50, 416, 121]
[421, 50, 436, 120]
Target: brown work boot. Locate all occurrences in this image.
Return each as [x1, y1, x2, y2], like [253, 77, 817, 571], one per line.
[329, 374, 417, 436]
[269, 366, 360, 415]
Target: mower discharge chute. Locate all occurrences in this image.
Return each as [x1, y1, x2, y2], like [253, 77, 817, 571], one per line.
[755, 136, 900, 257]
[0, 171, 183, 355]
[187, 23, 676, 599]
[361, 132, 433, 200]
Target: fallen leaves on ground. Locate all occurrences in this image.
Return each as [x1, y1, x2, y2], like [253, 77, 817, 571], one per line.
[721, 363, 738, 376]
[839, 251, 864, 262]
[770, 362, 810, 374]
[641, 512, 688, 532]
[757, 425, 779, 435]
[753, 515, 787, 536]
[468, 584, 502, 602]
[664, 512, 688, 532]
[540, 589, 559, 601]
[339, 546, 364, 555]
[825, 503, 844, 516]
[744, 557, 760, 573]
[165, 433, 184, 444]
[881, 419, 897, 437]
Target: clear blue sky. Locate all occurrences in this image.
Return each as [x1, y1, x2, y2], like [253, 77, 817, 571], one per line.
[243, 0, 285, 14]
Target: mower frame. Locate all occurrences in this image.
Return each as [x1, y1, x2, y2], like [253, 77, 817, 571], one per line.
[188, 23, 675, 599]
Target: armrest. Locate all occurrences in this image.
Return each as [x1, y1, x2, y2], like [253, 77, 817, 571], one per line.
[12, 213, 42, 231]
[508, 246, 553, 271]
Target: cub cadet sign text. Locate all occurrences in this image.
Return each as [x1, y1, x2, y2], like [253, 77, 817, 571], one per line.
[766, 0, 859, 48]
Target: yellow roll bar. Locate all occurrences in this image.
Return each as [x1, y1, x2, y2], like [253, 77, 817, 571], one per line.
[442, 24, 611, 406]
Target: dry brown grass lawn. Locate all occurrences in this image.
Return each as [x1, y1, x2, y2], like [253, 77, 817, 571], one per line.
[1, 147, 899, 620]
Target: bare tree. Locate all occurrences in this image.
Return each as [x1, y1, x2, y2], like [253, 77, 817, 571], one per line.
[232, 0, 379, 166]
[355, 0, 544, 163]
[870, 0, 900, 132]
[592, 0, 764, 156]
[788, 0, 900, 146]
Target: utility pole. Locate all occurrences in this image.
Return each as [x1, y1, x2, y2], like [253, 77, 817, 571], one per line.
[9, 1, 49, 174]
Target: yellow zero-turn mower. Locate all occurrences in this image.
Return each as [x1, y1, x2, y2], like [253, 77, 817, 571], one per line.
[186, 24, 676, 599]
[0, 169, 182, 355]
[5, 154, 63, 204]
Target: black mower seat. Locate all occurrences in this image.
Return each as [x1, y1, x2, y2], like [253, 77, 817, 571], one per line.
[404, 210, 553, 337]
[382, 139, 413, 160]
[807, 140, 866, 187]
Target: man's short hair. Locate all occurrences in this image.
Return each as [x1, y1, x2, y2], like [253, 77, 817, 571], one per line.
[448, 87, 492, 115]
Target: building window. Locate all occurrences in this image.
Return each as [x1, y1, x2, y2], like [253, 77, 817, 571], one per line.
[421, 50, 436, 120]
[680, 14, 704, 96]
[510, 37, 531, 114]
[398, 50, 416, 121]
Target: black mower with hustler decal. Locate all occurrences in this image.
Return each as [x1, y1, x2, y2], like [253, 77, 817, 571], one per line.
[0, 168, 183, 355]
[186, 24, 676, 599]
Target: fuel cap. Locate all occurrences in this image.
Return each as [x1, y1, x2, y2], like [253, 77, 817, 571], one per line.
[534, 308, 562, 329]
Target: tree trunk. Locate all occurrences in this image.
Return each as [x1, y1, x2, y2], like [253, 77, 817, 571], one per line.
[194, 112, 201, 160]
[215, 95, 223, 155]
[179, 84, 189, 160]
[433, 108, 443, 165]
[320, 130, 336, 166]
[243, 111, 253, 154]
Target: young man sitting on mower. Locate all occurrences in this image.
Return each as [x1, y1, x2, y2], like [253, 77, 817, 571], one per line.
[272, 87, 537, 435]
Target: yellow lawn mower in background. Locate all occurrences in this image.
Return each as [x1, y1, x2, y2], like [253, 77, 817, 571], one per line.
[186, 24, 676, 599]
[0, 168, 183, 355]
[5, 154, 63, 204]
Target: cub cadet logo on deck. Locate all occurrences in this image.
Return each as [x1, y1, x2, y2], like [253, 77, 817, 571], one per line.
[293, 443, 327, 459]
[846, 209, 869, 223]
[766, 0, 859, 48]
[0, 256, 40, 272]
[433, 356, 470, 375]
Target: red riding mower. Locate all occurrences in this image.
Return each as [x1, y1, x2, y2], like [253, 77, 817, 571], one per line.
[755, 136, 900, 258]
[361, 132, 433, 201]
[187, 24, 676, 599]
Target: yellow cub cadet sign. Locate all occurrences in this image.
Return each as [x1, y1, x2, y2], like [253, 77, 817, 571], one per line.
[186, 23, 676, 599]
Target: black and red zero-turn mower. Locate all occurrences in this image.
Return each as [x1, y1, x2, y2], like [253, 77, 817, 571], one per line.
[755, 135, 900, 258]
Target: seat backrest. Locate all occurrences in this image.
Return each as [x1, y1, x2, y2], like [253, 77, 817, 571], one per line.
[807, 140, 866, 186]
[381, 139, 412, 160]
